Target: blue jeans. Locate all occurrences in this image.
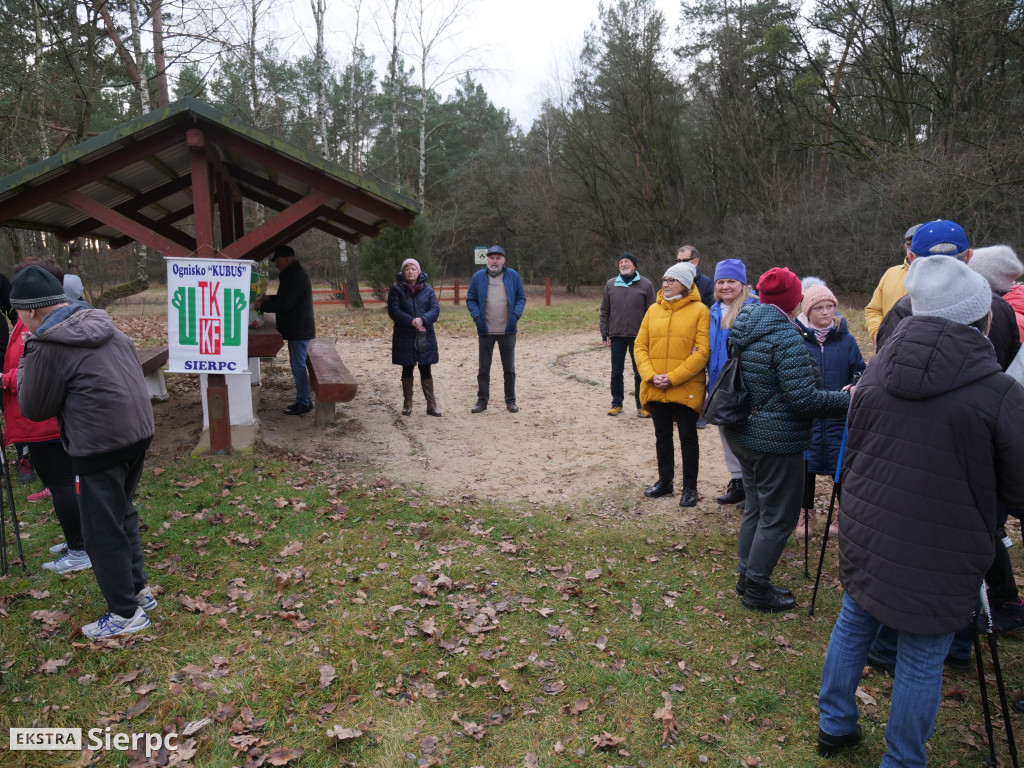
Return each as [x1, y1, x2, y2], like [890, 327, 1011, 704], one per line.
[820, 593, 953, 768]
[872, 624, 973, 663]
[288, 339, 311, 407]
[609, 337, 641, 410]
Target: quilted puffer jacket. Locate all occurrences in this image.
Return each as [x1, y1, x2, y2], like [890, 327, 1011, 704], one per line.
[840, 315, 1024, 634]
[634, 285, 710, 414]
[723, 303, 849, 455]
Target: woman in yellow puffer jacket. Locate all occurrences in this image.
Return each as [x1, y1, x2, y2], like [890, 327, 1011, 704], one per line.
[634, 261, 711, 507]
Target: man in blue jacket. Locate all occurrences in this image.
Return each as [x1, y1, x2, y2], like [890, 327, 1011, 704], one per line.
[466, 245, 526, 413]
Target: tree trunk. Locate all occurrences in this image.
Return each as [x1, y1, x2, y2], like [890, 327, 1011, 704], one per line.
[151, 0, 170, 105]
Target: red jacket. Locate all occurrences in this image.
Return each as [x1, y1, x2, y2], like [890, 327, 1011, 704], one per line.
[2, 318, 60, 444]
[1004, 285, 1024, 339]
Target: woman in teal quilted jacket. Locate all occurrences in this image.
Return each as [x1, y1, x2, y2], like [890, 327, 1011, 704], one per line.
[725, 268, 851, 613]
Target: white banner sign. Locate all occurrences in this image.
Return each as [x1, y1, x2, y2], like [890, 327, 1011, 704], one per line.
[166, 257, 252, 374]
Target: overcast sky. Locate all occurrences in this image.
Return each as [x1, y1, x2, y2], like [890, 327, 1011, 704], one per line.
[279, 0, 684, 129]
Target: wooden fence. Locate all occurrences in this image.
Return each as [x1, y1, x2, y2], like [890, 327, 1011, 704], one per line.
[313, 278, 553, 307]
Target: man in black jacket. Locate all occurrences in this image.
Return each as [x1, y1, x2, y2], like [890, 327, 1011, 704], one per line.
[675, 246, 714, 308]
[255, 245, 316, 415]
[816, 254, 1024, 764]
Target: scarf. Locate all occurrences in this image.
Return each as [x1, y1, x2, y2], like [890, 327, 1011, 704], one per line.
[614, 272, 641, 288]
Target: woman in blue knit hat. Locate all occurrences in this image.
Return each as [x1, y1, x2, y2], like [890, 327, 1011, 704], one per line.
[707, 259, 757, 506]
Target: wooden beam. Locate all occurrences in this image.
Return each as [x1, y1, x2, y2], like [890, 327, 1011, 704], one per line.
[56, 190, 191, 257]
[187, 129, 215, 257]
[59, 175, 192, 241]
[219, 189, 332, 260]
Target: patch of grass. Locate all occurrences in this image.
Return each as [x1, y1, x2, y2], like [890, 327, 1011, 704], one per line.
[2, 451, 1016, 768]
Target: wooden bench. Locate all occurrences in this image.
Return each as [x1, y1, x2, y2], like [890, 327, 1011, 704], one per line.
[305, 338, 357, 426]
[136, 345, 170, 401]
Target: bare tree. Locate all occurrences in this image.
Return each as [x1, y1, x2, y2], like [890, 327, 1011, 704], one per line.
[403, 0, 483, 202]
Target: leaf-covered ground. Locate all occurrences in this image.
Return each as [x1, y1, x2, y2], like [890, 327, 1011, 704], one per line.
[1, 295, 1022, 767]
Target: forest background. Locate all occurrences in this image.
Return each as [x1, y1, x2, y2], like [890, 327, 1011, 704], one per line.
[1, 0, 1022, 303]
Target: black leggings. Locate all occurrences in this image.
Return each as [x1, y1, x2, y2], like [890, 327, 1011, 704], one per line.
[27, 440, 83, 551]
[401, 364, 432, 381]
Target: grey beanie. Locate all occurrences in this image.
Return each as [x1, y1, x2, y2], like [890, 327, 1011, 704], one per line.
[63, 274, 84, 300]
[905, 255, 992, 325]
[662, 261, 696, 290]
[11, 265, 68, 310]
[969, 245, 1023, 294]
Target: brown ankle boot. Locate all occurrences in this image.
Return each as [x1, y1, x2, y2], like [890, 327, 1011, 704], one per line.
[422, 379, 442, 416]
[401, 378, 414, 416]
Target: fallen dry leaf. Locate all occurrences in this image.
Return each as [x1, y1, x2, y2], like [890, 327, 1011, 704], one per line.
[319, 664, 336, 689]
[265, 747, 304, 765]
[591, 731, 625, 750]
[326, 725, 363, 742]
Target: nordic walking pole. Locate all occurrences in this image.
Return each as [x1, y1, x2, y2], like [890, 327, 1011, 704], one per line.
[808, 425, 847, 616]
[0, 434, 26, 574]
[801, 454, 813, 578]
[974, 586, 1000, 768]
[982, 584, 1019, 768]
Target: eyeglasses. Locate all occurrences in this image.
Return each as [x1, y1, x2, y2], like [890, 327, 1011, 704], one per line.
[662, 278, 679, 284]
[676, 257, 694, 263]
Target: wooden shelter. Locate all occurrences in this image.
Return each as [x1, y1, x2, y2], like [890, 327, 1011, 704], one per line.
[0, 98, 420, 450]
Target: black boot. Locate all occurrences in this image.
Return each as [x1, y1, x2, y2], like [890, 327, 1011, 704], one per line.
[401, 378, 414, 416]
[735, 573, 792, 597]
[717, 478, 745, 505]
[679, 487, 698, 507]
[644, 479, 673, 498]
[741, 578, 796, 613]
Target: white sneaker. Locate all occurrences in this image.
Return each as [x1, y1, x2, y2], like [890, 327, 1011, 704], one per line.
[49, 542, 68, 555]
[82, 607, 151, 639]
[42, 549, 92, 573]
[136, 586, 158, 612]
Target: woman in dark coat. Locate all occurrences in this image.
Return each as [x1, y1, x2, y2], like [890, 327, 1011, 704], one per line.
[388, 259, 442, 416]
[795, 283, 865, 538]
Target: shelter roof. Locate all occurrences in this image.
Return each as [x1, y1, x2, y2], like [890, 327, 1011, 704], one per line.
[0, 98, 419, 260]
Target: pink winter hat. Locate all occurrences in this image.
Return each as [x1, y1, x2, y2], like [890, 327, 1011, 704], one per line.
[802, 284, 838, 317]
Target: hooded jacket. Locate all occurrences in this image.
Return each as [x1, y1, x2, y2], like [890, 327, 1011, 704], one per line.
[18, 304, 153, 472]
[877, 291, 1021, 370]
[840, 315, 1024, 634]
[797, 315, 866, 476]
[723, 303, 849, 455]
[388, 271, 440, 366]
[633, 284, 710, 413]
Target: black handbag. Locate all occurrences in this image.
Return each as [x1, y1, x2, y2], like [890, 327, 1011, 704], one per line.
[702, 339, 750, 426]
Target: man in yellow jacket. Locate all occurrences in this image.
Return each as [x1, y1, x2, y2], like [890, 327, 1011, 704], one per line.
[634, 261, 711, 508]
[863, 224, 922, 343]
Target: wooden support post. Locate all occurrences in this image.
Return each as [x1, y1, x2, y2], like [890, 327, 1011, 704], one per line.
[545, 277, 551, 306]
[207, 374, 232, 453]
[454, 280, 460, 306]
[342, 284, 350, 309]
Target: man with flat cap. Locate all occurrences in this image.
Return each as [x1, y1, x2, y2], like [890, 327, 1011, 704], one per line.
[255, 245, 315, 415]
[466, 245, 526, 413]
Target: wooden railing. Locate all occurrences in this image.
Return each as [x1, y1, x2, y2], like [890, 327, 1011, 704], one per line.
[314, 278, 553, 307]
